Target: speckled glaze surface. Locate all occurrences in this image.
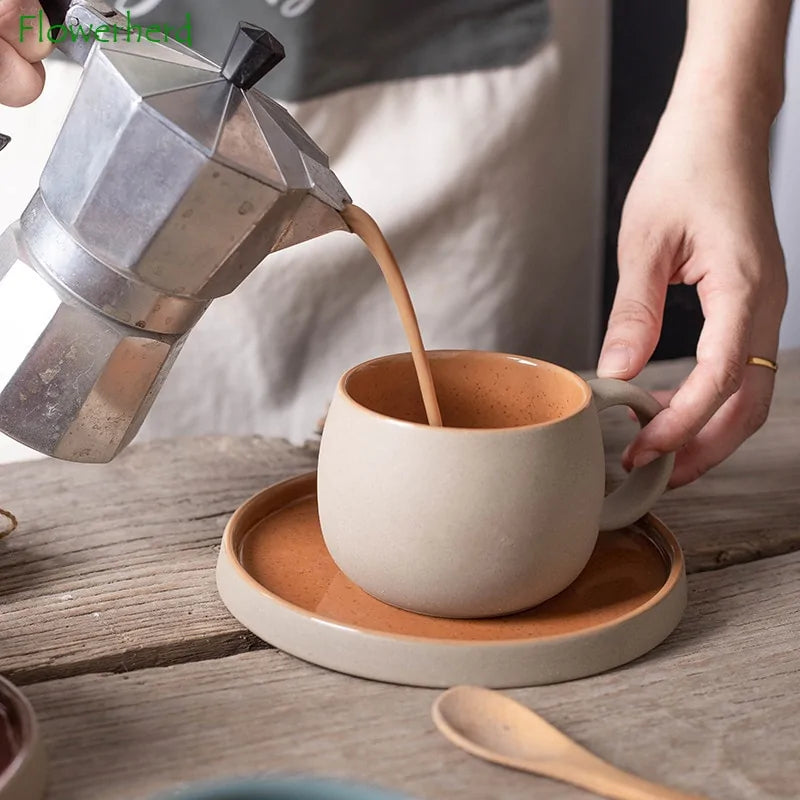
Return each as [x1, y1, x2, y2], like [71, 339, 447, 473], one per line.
[216, 472, 687, 688]
[0, 677, 47, 800]
[317, 351, 674, 618]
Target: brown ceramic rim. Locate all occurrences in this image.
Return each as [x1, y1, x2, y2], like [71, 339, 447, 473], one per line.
[338, 350, 594, 433]
[0, 676, 38, 794]
[222, 472, 685, 646]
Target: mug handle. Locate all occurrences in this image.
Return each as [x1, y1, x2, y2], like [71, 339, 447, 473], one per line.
[588, 378, 675, 531]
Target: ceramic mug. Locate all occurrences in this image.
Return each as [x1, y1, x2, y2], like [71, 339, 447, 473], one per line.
[317, 350, 674, 619]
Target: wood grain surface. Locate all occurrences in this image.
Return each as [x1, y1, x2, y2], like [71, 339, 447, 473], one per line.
[0, 437, 316, 684]
[25, 549, 800, 800]
[1, 355, 799, 686]
[1, 354, 798, 800]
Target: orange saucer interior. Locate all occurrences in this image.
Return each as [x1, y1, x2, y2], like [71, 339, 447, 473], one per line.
[236, 474, 676, 640]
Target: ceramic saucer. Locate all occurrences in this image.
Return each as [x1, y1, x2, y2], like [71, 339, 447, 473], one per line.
[0, 676, 46, 800]
[216, 472, 687, 688]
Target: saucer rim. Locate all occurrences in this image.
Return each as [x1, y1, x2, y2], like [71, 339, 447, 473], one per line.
[216, 471, 687, 686]
[219, 471, 685, 647]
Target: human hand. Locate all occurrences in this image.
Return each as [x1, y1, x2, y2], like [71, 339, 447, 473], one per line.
[0, 0, 52, 106]
[598, 89, 787, 488]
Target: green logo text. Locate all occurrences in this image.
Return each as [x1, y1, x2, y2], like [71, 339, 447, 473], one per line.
[20, 10, 192, 47]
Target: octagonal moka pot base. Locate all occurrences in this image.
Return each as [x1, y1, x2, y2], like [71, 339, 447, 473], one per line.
[216, 472, 687, 688]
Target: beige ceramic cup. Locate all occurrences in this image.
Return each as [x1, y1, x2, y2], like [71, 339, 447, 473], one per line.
[317, 351, 674, 619]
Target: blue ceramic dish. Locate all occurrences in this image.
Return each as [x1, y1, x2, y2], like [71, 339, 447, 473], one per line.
[157, 776, 413, 800]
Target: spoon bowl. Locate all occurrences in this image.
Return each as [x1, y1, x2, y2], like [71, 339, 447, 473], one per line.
[433, 686, 708, 800]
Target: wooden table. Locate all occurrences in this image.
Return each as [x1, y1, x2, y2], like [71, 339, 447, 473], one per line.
[1, 354, 799, 800]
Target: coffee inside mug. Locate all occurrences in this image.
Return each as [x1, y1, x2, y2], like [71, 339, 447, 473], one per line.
[343, 351, 590, 429]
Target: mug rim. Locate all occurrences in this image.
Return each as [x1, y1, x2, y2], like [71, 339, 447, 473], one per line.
[338, 350, 592, 432]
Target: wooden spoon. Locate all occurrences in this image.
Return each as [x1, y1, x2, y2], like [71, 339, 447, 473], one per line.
[432, 686, 708, 800]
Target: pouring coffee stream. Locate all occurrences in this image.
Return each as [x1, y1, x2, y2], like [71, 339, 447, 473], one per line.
[340, 205, 443, 427]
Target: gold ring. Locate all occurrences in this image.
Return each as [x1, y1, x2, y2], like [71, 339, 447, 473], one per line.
[746, 356, 778, 373]
[0, 508, 17, 540]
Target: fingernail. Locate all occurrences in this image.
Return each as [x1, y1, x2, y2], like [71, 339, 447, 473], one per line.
[632, 450, 660, 469]
[597, 345, 631, 377]
[622, 444, 633, 464]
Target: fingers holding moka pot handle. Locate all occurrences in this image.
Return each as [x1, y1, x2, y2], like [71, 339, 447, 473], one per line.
[589, 378, 675, 531]
[0, 0, 53, 106]
[38, 0, 70, 25]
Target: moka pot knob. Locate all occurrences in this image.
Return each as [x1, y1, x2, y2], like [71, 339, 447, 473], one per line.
[221, 22, 286, 90]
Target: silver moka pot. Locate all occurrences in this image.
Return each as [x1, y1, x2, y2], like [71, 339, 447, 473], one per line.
[0, 0, 350, 462]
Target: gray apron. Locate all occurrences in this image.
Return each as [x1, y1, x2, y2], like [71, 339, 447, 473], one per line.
[116, 0, 549, 101]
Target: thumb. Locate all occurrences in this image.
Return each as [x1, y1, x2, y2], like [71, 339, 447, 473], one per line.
[597, 237, 671, 379]
[4, 1, 53, 63]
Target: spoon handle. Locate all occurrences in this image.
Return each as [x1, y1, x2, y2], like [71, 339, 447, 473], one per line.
[550, 754, 709, 800]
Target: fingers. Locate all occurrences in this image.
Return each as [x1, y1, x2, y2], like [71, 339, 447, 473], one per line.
[649, 388, 678, 407]
[0, 1, 51, 62]
[0, 37, 45, 105]
[624, 276, 756, 467]
[624, 388, 676, 430]
[668, 365, 775, 487]
[626, 257, 783, 482]
[622, 370, 774, 484]
[597, 232, 672, 380]
[0, 1, 51, 105]
[668, 279, 782, 487]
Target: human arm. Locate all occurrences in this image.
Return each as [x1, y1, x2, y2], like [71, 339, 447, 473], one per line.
[598, 0, 792, 487]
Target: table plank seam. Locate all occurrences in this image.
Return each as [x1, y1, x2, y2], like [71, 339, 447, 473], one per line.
[6, 630, 270, 688]
[8, 544, 800, 689]
[184, 510, 238, 523]
[680, 537, 800, 574]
